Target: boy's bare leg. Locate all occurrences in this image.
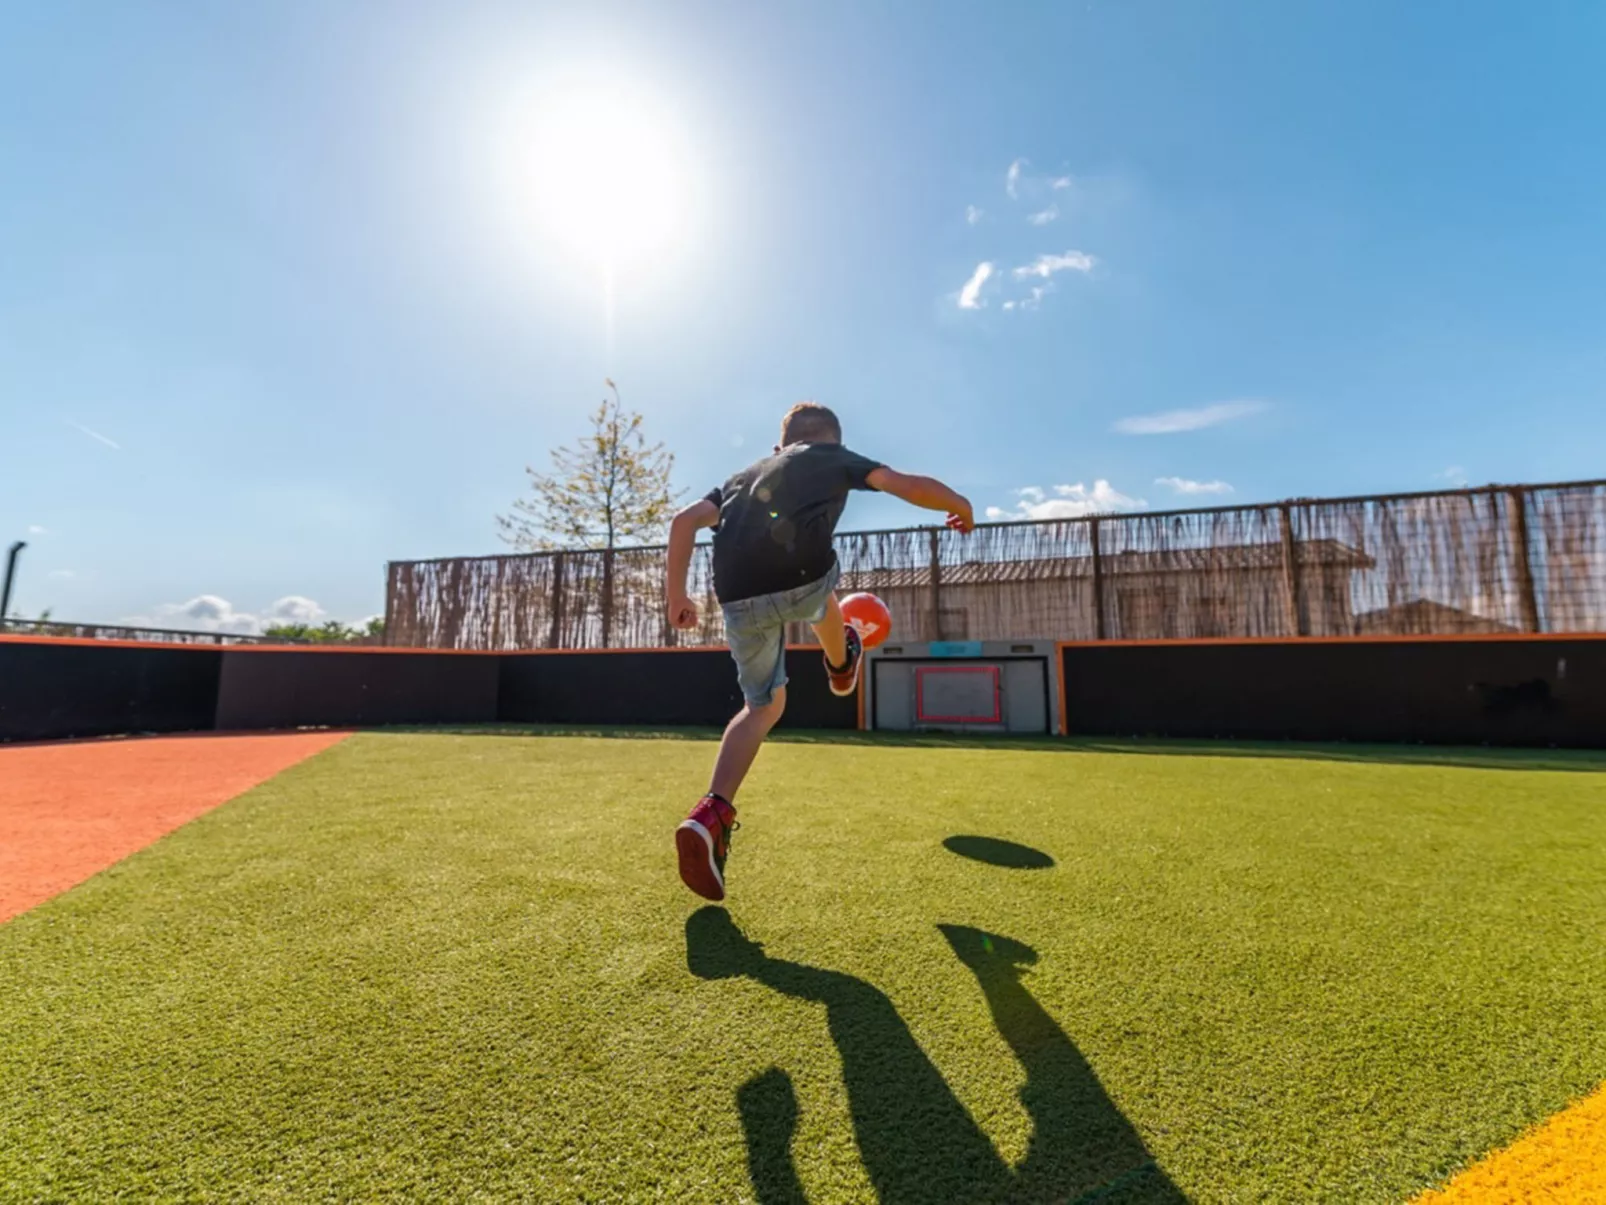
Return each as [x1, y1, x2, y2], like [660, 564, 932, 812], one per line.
[709, 687, 787, 802]
[812, 594, 849, 669]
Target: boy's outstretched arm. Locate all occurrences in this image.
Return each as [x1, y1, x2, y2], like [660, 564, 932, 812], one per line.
[865, 468, 975, 532]
[666, 498, 720, 629]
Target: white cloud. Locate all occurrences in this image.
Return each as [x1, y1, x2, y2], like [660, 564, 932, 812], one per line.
[957, 261, 995, 310]
[1013, 250, 1096, 279]
[27, 524, 48, 535]
[1006, 158, 1027, 198]
[1114, 399, 1269, 436]
[1437, 466, 1470, 487]
[266, 595, 325, 624]
[120, 594, 326, 636]
[985, 480, 1147, 521]
[1003, 284, 1054, 314]
[67, 420, 121, 450]
[965, 204, 983, 225]
[48, 569, 75, 580]
[1007, 162, 1075, 200]
[1156, 476, 1235, 496]
[1027, 205, 1059, 226]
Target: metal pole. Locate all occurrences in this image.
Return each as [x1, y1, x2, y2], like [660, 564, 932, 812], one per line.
[1089, 519, 1106, 640]
[1, 541, 25, 628]
[548, 552, 566, 649]
[1508, 487, 1541, 632]
[600, 548, 615, 649]
[1277, 504, 1306, 636]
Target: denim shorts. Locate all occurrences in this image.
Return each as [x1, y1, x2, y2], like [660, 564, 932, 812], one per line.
[721, 563, 840, 707]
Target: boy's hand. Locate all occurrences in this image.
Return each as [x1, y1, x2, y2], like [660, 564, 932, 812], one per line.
[946, 499, 976, 534]
[667, 595, 700, 631]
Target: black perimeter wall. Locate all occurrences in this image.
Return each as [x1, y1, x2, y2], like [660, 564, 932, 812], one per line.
[1061, 637, 1606, 748]
[497, 649, 854, 729]
[0, 641, 856, 742]
[0, 641, 223, 742]
[7, 636, 1602, 747]
[214, 650, 500, 731]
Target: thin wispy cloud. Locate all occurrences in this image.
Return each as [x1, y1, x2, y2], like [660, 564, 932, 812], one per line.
[986, 481, 1147, 521]
[966, 205, 983, 225]
[1002, 284, 1053, 313]
[1013, 251, 1096, 279]
[1005, 158, 1027, 199]
[27, 524, 48, 535]
[1006, 161, 1075, 199]
[67, 421, 121, 450]
[48, 569, 75, 580]
[1114, 400, 1269, 436]
[957, 261, 995, 310]
[1027, 205, 1059, 226]
[1156, 476, 1235, 496]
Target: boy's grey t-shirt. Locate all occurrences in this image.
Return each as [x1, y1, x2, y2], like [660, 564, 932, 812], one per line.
[704, 442, 883, 604]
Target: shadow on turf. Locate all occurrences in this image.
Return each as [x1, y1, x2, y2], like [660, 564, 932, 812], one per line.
[378, 723, 1606, 774]
[686, 907, 1185, 1204]
[942, 835, 1055, 869]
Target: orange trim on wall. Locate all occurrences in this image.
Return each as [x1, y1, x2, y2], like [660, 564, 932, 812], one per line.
[10, 631, 1601, 657]
[1055, 645, 1070, 736]
[0, 634, 817, 656]
[0, 635, 503, 655]
[1056, 631, 1606, 649]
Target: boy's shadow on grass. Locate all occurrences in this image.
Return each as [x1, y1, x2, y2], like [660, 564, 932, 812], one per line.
[686, 908, 1185, 1204]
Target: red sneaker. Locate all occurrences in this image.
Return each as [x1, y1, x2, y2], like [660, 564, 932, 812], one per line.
[825, 627, 863, 697]
[677, 794, 739, 901]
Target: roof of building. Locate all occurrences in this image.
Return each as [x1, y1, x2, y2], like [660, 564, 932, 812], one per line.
[839, 539, 1374, 590]
[1352, 597, 1518, 634]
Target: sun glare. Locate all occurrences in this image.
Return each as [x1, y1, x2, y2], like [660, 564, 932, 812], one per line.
[521, 83, 688, 265]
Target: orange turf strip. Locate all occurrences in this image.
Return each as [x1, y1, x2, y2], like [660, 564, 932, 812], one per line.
[1411, 1082, 1606, 1203]
[0, 732, 348, 924]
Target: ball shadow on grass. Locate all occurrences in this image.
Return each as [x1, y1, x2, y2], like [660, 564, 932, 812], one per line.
[942, 835, 1055, 869]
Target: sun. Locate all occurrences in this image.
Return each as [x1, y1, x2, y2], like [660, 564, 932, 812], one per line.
[521, 82, 688, 265]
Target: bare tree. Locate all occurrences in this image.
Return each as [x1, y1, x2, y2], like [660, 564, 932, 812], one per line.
[498, 381, 678, 552]
[497, 381, 679, 645]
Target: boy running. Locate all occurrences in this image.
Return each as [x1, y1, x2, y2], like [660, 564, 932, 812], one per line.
[665, 402, 973, 901]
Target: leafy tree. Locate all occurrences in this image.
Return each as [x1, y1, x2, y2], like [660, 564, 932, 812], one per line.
[263, 617, 384, 644]
[496, 381, 679, 553]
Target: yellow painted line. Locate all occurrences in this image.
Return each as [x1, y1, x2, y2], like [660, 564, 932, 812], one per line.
[1411, 1081, 1606, 1203]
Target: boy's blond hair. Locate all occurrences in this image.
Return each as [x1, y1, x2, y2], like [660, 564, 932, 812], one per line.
[779, 402, 842, 446]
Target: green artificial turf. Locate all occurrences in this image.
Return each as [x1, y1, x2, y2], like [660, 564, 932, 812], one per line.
[2, 733, 1603, 1202]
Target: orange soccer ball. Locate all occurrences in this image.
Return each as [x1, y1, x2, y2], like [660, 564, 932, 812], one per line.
[839, 592, 892, 649]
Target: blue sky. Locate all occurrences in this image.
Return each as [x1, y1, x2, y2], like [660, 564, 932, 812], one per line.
[4, 0, 1605, 632]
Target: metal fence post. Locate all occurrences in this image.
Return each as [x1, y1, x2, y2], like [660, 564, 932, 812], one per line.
[549, 552, 566, 649]
[1089, 518, 1106, 640]
[1278, 503, 1306, 636]
[600, 547, 615, 649]
[928, 528, 943, 642]
[1, 541, 25, 628]
[381, 562, 396, 646]
[1508, 487, 1541, 632]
